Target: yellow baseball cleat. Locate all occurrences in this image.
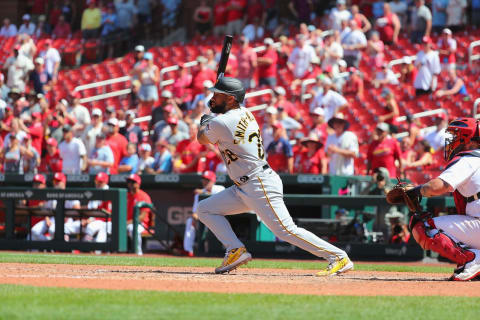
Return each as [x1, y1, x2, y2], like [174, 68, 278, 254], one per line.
[316, 257, 354, 277]
[215, 247, 252, 274]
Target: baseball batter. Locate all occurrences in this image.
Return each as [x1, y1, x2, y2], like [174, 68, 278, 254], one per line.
[407, 118, 480, 281]
[196, 77, 353, 275]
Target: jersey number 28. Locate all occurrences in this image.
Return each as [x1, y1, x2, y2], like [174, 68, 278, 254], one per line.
[248, 130, 264, 160]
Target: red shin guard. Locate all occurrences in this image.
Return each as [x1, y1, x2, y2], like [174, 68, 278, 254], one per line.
[411, 220, 475, 265]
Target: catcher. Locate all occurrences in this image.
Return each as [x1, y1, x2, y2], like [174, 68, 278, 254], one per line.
[387, 117, 480, 281]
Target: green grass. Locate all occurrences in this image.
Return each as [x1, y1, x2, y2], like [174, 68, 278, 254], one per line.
[0, 284, 478, 320]
[0, 251, 453, 274]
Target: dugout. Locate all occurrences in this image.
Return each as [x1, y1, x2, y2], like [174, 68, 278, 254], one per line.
[0, 173, 454, 260]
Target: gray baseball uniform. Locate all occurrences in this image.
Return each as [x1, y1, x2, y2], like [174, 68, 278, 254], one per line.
[197, 107, 348, 263]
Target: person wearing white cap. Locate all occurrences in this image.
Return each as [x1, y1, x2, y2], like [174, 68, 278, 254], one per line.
[319, 76, 348, 122]
[190, 79, 214, 112]
[82, 108, 104, 155]
[307, 107, 328, 140]
[257, 38, 278, 87]
[287, 34, 318, 80]
[87, 133, 114, 174]
[325, 114, 359, 176]
[137, 143, 155, 174]
[30, 57, 52, 95]
[437, 28, 457, 70]
[329, 0, 352, 31]
[18, 14, 36, 36]
[0, 18, 18, 38]
[120, 110, 143, 144]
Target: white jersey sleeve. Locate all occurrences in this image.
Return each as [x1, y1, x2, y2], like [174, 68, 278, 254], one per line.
[438, 157, 478, 192]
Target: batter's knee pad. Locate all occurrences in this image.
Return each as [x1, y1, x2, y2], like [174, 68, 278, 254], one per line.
[411, 217, 475, 265]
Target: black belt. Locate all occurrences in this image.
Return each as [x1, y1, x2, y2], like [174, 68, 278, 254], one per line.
[234, 164, 271, 186]
[466, 192, 480, 203]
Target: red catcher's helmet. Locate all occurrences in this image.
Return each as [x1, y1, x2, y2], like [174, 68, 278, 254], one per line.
[445, 118, 480, 161]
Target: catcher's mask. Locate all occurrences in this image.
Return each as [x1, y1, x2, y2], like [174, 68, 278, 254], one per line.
[445, 118, 480, 161]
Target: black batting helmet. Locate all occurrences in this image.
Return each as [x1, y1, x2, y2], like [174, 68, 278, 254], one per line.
[208, 77, 245, 103]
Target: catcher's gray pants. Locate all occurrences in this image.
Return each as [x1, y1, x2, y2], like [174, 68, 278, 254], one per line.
[197, 169, 348, 263]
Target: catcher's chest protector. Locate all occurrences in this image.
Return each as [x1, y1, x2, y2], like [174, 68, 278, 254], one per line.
[445, 150, 480, 214]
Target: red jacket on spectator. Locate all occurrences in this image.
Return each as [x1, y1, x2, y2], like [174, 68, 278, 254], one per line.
[28, 116, 44, 155]
[298, 148, 325, 174]
[367, 136, 402, 177]
[192, 67, 216, 96]
[40, 149, 63, 173]
[106, 133, 128, 174]
[257, 48, 278, 80]
[175, 138, 205, 173]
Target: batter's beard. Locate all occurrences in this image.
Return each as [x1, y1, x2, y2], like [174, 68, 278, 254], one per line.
[209, 100, 227, 114]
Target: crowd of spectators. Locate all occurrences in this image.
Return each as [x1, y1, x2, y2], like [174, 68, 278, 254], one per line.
[0, 0, 478, 183]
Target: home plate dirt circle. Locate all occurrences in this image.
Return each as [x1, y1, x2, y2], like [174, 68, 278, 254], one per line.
[1, 263, 480, 296]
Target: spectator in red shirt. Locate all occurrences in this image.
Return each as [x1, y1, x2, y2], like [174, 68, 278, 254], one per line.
[28, 112, 43, 154]
[105, 118, 128, 174]
[298, 133, 327, 174]
[226, 0, 247, 35]
[343, 67, 364, 100]
[126, 174, 152, 255]
[367, 122, 403, 177]
[437, 28, 457, 70]
[237, 36, 257, 90]
[213, 0, 228, 36]
[192, 56, 216, 96]
[376, 3, 401, 45]
[40, 137, 62, 173]
[174, 123, 206, 173]
[257, 38, 278, 87]
[266, 123, 294, 173]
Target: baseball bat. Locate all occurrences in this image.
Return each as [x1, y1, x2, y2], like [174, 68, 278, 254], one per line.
[216, 35, 233, 80]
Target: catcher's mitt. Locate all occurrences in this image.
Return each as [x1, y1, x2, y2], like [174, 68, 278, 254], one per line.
[200, 114, 214, 126]
[386, 180, 422, 212]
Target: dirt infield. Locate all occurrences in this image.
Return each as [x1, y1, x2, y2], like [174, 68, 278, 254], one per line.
[1, 262, 480, 296]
